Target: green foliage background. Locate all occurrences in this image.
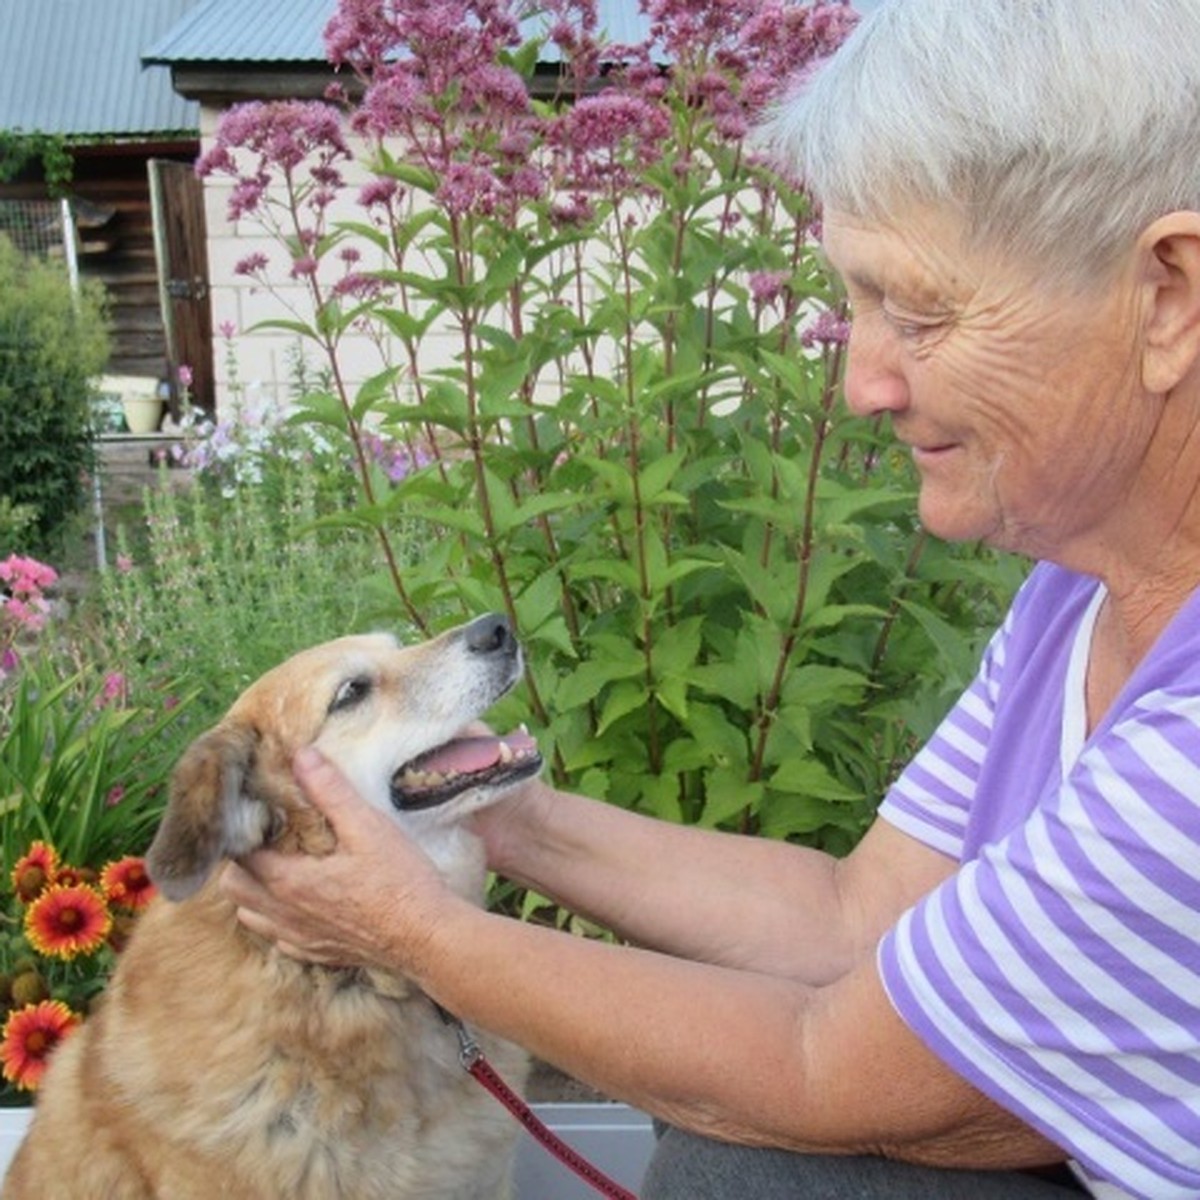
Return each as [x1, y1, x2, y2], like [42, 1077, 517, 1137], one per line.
[0, 236, 109, 554]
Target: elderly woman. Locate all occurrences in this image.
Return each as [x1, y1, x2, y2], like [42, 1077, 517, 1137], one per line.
[221, 2, 1200, 1196]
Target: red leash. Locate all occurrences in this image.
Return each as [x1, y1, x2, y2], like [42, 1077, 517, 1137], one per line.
[440, 1009, 640, 1200]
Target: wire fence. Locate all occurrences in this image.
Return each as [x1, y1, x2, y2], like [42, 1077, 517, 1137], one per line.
[0, 198, 69, 261]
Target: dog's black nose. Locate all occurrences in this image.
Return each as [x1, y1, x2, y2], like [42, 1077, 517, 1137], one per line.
[464, 612, 516, 656]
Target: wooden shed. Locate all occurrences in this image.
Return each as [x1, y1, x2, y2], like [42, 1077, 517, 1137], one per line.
[0, 0, 214, 417]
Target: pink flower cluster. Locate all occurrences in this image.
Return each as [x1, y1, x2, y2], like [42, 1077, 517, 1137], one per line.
[800, 307, 852, 349]
[0, 555, 57, 633]
[198, 0, 856, 229]
[196, 99, 353, 268]
[0, 555, 59, 678]
[630, 0, 860, 141]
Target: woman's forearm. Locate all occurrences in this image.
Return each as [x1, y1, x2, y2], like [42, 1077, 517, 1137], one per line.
[486, 781, 859, 982]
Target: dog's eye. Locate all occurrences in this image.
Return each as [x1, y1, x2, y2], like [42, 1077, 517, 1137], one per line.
[329, 675, 372, 713]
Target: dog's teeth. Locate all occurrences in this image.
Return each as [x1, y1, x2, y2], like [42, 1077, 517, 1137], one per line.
[518, 722, 529, 735]
[497, 741, 514, 764]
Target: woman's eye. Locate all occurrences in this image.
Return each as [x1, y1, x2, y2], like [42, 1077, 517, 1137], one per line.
[329, 676, 372, 713]
[882, 306, 942, 340]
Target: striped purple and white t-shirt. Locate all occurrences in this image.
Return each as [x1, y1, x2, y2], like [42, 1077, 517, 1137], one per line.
[877, 561, 1200, 1199]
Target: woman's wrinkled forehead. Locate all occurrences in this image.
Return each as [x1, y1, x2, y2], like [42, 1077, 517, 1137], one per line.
[820, 208, 972, 297]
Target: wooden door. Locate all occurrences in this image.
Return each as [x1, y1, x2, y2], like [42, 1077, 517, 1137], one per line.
[148, 159, 213, 418]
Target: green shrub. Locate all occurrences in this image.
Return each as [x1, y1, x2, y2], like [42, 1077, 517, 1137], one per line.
[0, 235, 109, 554]
[0, 498, 38, 561]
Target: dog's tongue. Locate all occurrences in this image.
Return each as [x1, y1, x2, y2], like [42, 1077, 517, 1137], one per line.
[413, 731, 538, 775]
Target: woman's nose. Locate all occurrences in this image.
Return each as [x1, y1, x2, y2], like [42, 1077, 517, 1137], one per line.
[841, 322, 910, 419]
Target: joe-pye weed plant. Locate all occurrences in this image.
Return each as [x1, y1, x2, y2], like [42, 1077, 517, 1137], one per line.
[199, 0, 1025, 858]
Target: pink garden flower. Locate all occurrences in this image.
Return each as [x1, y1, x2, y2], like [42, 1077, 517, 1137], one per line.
[100, 672, 127, 706]
[748, 270, 790, 307]
[0, 556, 57, 598]
[234, 252, 269, 277]
[801, 307, 852, 348]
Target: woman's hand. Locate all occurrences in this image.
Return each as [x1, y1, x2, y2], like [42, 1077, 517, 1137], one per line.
[219, 746, 457, 972]
[469, 773, 555, 879]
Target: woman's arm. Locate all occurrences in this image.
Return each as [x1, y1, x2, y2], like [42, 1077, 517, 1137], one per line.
[475, 776, 956, 984]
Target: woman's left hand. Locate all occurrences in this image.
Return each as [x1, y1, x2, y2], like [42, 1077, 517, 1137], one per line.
[219, 746, 456, 972]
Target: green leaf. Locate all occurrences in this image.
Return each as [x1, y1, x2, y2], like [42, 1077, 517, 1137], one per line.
[375, 306, 438, 342]
[699, 768, 763, 828]
[639, 772, 684, 822]
[246, 316, 320, 341]
[576, 454, 635, 505]
[597, 680, 647, 735]
[651, 616, 704, 680]
[351, 366, 404, 421]
[651, 675, 686, 721]
[515, 569, 566, 634]
[554, 656, 642, 711]
[569, 557, 642, 592]
[481, 238, 526, 297]
[768, 756, 862, 801]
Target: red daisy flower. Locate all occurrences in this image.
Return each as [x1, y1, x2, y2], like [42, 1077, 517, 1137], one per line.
[0, 1000, 81, 1091]
[100, 857, 157, 911]
[10, 841, 58, 904]
[24, 883, 112, 960]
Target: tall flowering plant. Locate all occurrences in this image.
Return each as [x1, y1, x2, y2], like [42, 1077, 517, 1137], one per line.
[0, 841, 156, 1099]
[198, 0, 1024, 855]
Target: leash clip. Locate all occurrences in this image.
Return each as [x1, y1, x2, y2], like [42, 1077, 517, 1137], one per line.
[435, 1003, 484, 1070]
[452, 1020, 484, 1071]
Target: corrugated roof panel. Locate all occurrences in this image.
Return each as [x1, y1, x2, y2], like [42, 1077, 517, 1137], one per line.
[144, 0, 335, 63]
[144, 0, 654, 64]
[0, 0, 198, 138]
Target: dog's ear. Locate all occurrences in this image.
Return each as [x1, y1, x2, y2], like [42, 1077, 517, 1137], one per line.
[146, 721, 273, 902]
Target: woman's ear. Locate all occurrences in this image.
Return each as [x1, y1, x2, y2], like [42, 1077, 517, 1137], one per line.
[1138, 211, 1200, 394]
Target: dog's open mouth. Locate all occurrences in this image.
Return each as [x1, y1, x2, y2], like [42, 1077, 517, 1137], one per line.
[390, 728, 542, 810]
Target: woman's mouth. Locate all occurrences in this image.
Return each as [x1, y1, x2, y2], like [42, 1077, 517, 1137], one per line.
[911, 442, 958, 468]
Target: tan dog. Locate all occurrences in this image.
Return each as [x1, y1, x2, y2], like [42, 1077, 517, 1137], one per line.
[3, 614, 540, 1200]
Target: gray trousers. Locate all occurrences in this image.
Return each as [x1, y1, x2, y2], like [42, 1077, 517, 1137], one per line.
[642, 1126, 1088, 1199]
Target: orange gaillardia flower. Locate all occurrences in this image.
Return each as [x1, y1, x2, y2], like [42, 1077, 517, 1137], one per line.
[24, 883, 112, 960]
[100, 856, 157, 911]
[0, 1000, 81, 1091]
[10, 841, 58, 903]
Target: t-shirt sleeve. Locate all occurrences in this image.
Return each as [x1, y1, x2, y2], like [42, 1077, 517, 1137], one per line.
[878, 689, 1200, 1199]
[878, 605, 1014, 860]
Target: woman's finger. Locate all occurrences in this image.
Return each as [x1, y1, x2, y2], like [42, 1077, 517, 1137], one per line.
[291, 745, 369, 837]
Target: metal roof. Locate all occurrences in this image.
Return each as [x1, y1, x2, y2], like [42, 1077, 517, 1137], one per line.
[144, 0, 654, 65]
[143, 0, 335, 64]
[0, 0, 199, 138]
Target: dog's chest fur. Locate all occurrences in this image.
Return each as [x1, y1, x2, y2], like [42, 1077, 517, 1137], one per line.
[7, 886, 527, 1200]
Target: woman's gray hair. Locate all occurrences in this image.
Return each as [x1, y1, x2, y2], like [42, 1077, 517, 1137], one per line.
[762, 0, 1200, 286]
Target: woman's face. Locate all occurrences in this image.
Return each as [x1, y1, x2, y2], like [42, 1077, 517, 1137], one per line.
[820, 208, 1158, 562]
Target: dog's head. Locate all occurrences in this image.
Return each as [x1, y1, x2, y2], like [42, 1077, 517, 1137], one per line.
[145, 614, 541, 903]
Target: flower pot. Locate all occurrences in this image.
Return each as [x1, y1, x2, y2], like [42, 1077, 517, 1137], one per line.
[121, 394, 164, 435]
[95, 374, 164, 435]
[514, 1103, 653, 1199]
